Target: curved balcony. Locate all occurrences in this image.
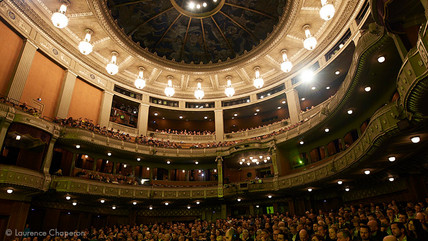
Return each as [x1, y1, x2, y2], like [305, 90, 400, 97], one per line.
[0, 165, 49, 191]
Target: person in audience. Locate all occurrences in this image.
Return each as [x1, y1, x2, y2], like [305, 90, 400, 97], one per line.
[391, 222, 413, 241]
[337, 230, 352, 241]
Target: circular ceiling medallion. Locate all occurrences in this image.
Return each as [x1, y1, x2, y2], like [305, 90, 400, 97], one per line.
[170, 0, 225, 18]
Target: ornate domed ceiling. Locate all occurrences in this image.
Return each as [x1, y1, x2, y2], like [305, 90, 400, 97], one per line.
[107, 0, 287, 64]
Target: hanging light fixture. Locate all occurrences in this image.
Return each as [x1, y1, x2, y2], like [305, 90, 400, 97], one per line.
[134, 67, 146, 89]
[106, 51, 119, 75]
[319, 0, 335, 21]
[51, 3, 69, 29]
[164, 75, 175, 97]
[303, 25, 317, 50]
[224, 75, 235, 97]
[253, 66, 264, 89]
[280, 50, 293, 73]
[194, 79, 205, 100]
[78, 29, 94, 55]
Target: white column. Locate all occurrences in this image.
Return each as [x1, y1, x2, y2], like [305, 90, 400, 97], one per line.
[285, 84, 301, 124]
[138, 103, 149, 136]
[55, 70, 77, 119]
[214, 109, 224, 141]
[7, 40, 38, 101]
[98, 91, 114, 127]
[216, 156, 224, 198]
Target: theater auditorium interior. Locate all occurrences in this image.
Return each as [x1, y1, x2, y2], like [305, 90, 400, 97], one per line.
[0, 0, 427, 240]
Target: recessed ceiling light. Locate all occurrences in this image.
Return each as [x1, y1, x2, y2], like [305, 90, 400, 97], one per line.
[301, 69, 314, 83]
[411, 136, 421, 143]
[277, 106, 281, 109]
[16, 135, 21, 140]
[107, 152, 111, 156]
[195, 161, 199, 165]
[167, 161, 171, 164]
[123, 164, 127, 168]
[256, 205, 260, 208]
[66, 195, 71, 200]
[301, 98, 305, 101]
[364, 170, 371, 175]
[237, 198, 241, 202]
[254, 113, 257, 115]
[299, 141, 304, 145]
[324, 128, 330, 133]
[282, 100, 286, 104]
[187, 206, 191, 209]
[377, 56, 385, 63]
[234, 113, 238, 117]
[365, 86, 371, 92]
[326, 86, 330, 90]
[388, 156, 396, 162]
[154, 113, 158, 116]
[260, 96, 264, 98]
[165, 202, 169, 206]
[146, 167, 150, 170]
[188, 2, 195, 9]
[204, 116, 208, 119]
[196, 201, 200, 205]
[268, 195, 272, 198]
[179, 116, 183, 119]
[149, 206, 153, 210]
[72, 202, 77, 206]
[347, 110, 353, 115]
[112, 205, 116, 210]
[196, 4, 201, 9]
[311, 86, 316, 90]
[100, 199, 105, 203]
[335, 71, 340, 75]
[202, 2, 207, 7]
[339, 43, 344, 48]
[133, 201, 137, 205]
[76, 145, 80, 149]
[345, 187, 350, 192]
[137, 158, 141, 161]
[256, 109, 260, 112]
[7, 189, 13, 194]
[337, 180, 343, 185]
[307, 188, 313, 192]
[389, 177, 395, 182]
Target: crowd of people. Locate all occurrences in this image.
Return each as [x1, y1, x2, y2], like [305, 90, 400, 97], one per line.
[155, 129, 215, 136]
[16, 199, 428, 241]
[74, 168, 140, 186]
[0, 96, 41, 117]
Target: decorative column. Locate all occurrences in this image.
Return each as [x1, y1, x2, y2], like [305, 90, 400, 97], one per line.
[41, 127, 61, 175]
[0, 108, 15, 150]
[269, 144, 280, 191]
[221, 204, 227, 219]
[138, 103, 149, 136]
[7, 40, 38, 101]
[70, 153, 77, 176]
[216, 156, 224, 198]
[388, 33, 408, 61]
[98, 90, 114, 127]
[55, 70, 77, 119]
[214, 109, 224, 141]
[285, 80, 301, 124]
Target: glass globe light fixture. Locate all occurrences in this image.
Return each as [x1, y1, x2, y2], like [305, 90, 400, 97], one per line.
[319, 0, 335, 21]
[78, 29, 94, 55]
[134, 67, 146, 89]
[51, 4, 69, 28]
[303, 25, 317, 50]
[253, 66, 264, 89]
[106, 52, 119, 75]
[194, 80, 205, 100]
[280, 50, 293, 73]
[225, 76, 235, 97]
[164, 76, 175, 97]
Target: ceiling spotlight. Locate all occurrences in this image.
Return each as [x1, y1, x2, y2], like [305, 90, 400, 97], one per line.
[411, 136, 421, 143]
[280, 50, 293, 73]
[300, 140, 304, 145]
[66, 195, 71, 200]
[335, 71, 340, 75]
[324, 128, 330, 133]
[194, 81, 205, 100]
[277, 106, 281, 109]
[365, 86, 371, 92]
[345, 187, 350, 192]
[16, 135, 21, 140]
[154, 113, 159, 116]
[146, 167, 150, 170]
[51, 3, 69, 28]
[347, 110, 353, 115]
[76, 145, 80, 149]
[149, 206, 153, 210]
[187, 206, 191, 209]
[253, 66, 264, 89]
[106, 52, 119, 75]
[84, 155, 89, 158]
[308, 188, 313, 192]
[388, 156, 396, 162]
[196, 4, 201, 9]
[100, 199, 105, 203]
[377, 56, 385, 63]
[254, 113, 258, 115]
[237, 198, 241, 202]
[389, 177, 395, 182]
[326, 86, 331, 90]
[133, 201, 137, 205]
[123, 164, 127, 168]
[112, 205, 116, 210]
[195, 161, 199, 165]
[165, 202, 169, 206]
[78, 29, 94, 55]
[282, 100, 286, 104]
[72, 202, 77, 206]
[339, 43, 344, 48]
[319, 0, 335, 21]
[301, 98, 306, 101]
[165, 76, 175, 97]
[202, 2, 207, 7]
[337, 180, 343, 185]
[364, 170, 371, 175]
[188, 2, 195, 9]
[6, 189, 13, 194]
[196, 201, 200, 205]
[135, 67, 146, 89]
[204, 116, 208, 119]
[301, 69, 314, 83]
[107, 152, 111, 156]
[311, 86, 316, 90]
[179, 116, 183, 119]
[137, 158, 141, 161]
[268, 195, 272, 199]
[167, 161, 171, 165]
[234, 113, 238, 117]
[303, 25, 317, 50]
